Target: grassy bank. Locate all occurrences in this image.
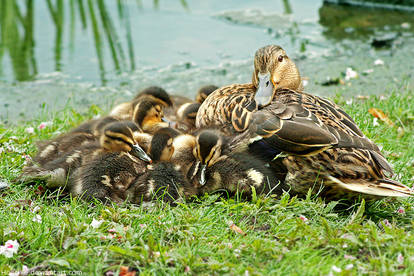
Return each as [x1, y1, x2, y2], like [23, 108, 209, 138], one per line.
[0, 89, 413, 275]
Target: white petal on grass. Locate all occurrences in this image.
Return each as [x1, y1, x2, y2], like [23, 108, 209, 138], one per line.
[0, 240, 19, 258]
[397, 253, 404, 264]
[374, 59, 384, 66]
[25, 127, 35, 134]
[373, 117, 380, 127]
[32, 215, 42, 223]
[91, 219, 104, 229]
[345, 67, 358, 81]
[345, 264, 354, 270]
[331, 265, 342, 273]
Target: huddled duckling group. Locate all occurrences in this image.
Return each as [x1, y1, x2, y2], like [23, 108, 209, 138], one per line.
[20, 45, 413, 204]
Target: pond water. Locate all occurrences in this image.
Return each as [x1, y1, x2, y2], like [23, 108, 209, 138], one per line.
[1, 0, 414, 123]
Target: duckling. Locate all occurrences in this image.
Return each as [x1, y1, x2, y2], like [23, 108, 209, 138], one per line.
[110, 86, 173, 120]
[20, 121, 152, 188]
[33, 99, 166, 166]
[195, 84, 219, 104]
[196, 45, 412, 200]
[190, 129, 286, 197]
[174, 102, 201, 132]
[68, 127, 184, 203]
[125, 161, 197, 205]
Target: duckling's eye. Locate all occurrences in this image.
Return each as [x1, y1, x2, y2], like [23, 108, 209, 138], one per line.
[278, 55, 284, 62]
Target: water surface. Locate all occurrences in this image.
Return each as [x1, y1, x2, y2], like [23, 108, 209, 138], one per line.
[1, 0, 413, 123]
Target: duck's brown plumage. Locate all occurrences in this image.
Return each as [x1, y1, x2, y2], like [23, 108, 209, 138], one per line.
[196, 45, 412, 200]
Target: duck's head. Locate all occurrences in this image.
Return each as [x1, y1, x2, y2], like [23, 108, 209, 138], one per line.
[100, 121, 152, 163]
[133, 99, 168, 132]
[148, 127, 180, 162]
[252, 45, 302, 107]
[193, 130, 224, 186]
[134, 86, 173, 108]
[196, 85, 219, 104]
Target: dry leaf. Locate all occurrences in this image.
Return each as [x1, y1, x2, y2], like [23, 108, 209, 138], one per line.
[228, 221, 246, 235]
[357, 95, 370, 100]
[119, 266, 136, 276]
[368, 108, 394, 126]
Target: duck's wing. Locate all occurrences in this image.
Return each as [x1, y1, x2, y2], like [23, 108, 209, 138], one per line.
[327, 176, 413, 197]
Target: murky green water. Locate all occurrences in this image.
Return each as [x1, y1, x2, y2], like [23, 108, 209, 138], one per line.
[1, 0, 413, 123]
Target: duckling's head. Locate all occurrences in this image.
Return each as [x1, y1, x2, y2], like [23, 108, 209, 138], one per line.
[148, 127, 180, 162]
[100, 121, 152, 163]
[196, 85, 219, 104]
[252, 45, 302, 107]
[132, 99, 166, 132]
[193, 130, 224, 185]
[176, 102, 201, 129]
[135, 86, 173, 107]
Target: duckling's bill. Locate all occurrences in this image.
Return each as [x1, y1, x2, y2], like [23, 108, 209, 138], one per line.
[200, 164, 207, 186]
[131, 144, 152, 163]
[255, 72, 274, 107]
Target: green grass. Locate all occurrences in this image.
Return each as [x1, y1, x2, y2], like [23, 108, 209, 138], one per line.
[0, 89, 413, 275]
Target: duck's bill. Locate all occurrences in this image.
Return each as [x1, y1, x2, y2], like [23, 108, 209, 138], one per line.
[255, 73, 274, 107]
[131, 144, 152, 163]
[199, 164, 207, 186]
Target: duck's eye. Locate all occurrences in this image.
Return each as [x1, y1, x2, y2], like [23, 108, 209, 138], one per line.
[278, 55, 284, 62]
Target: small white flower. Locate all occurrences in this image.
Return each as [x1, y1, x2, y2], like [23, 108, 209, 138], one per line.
[91, 218, 103, 229]
[379, 95, 387, 101]
[373, 117, 379, 127]
[345, 264, 354, 270]
[32, 206, 41, 213]
[32, 214, 42, 223]
[397, 207, 405, 214]
[346, 99, 353, 105]
[397, 253, 404, 264]
[0, 240, 19, 258]
[345, 67, 358, 81]
[332, 265, 342, 273]
[299, 215, 308, 222]
[363, 69, 374, 74]
[374, 59, 384, 66]
[344, 254, 356, 260]
[38, 121, 52, 130]
[25, 127, 35, 134]
[401, 22, 411, 29]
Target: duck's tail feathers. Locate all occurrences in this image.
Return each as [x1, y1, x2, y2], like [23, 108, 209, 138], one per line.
[327, 176, 413, 197]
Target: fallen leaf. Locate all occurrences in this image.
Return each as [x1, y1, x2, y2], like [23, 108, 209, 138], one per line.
[119, 266, 136, 276]
[368, 108, 394, 126]
[228, 221, 246, 235]
[357, 95, 370, 100]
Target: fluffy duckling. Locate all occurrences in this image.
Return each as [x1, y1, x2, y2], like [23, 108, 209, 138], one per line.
[125, 162, 196, 205]
[174, 102, 201, 132]
[20, 121, 152, 188]
[110, 86, 173, 120]
[68, 127, 189, 204]
[195, 85, 219, 104]
[196, 45, 412, 200]
[190, 129, 286, 196]
[34, 99, 166, 166]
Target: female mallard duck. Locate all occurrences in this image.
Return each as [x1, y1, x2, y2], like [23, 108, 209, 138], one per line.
[20, 120, 152, 188]
[196, 45, 412, 200]
[34, 98, 166, 166]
